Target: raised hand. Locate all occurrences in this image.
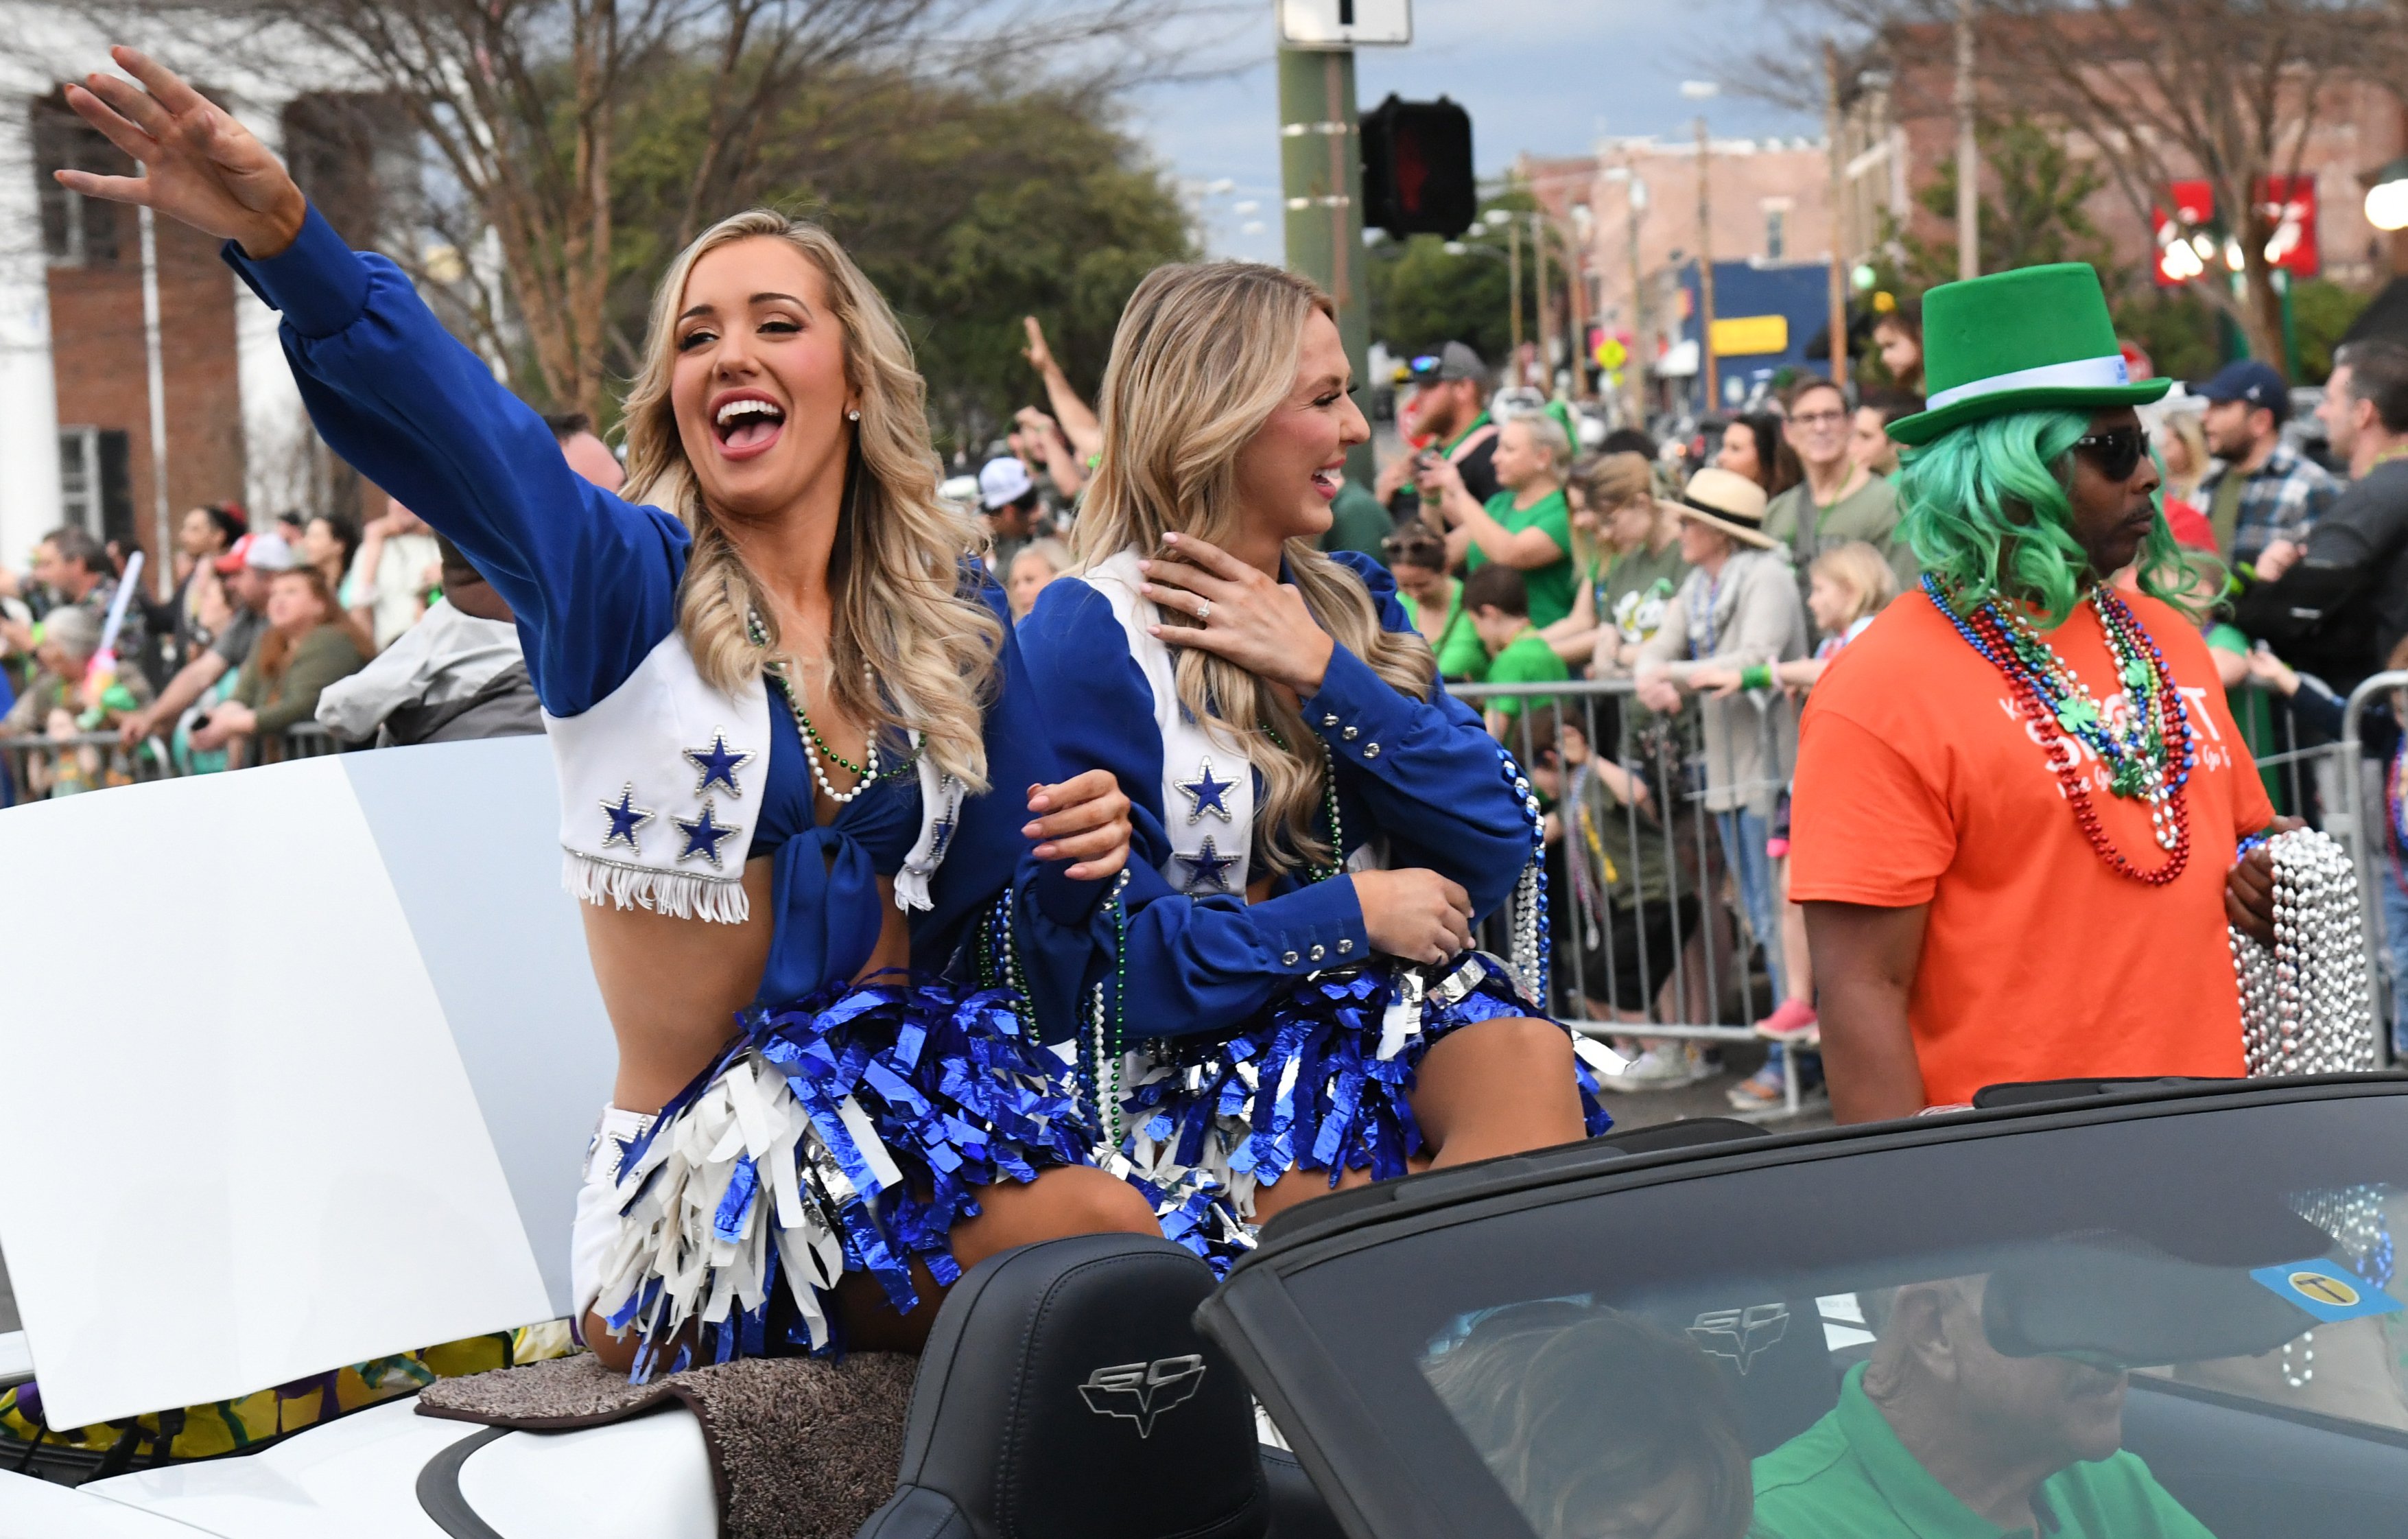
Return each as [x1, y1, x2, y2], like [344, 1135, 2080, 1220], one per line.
[1021, 316, 1058, 377]
[54, 47, 306, 258]
[1138, 532, 1335, 695]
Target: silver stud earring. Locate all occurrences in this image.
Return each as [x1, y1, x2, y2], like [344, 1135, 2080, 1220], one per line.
[847, 409, 860, 421]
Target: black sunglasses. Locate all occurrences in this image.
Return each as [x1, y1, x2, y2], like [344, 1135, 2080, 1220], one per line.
[2072, 427, 2147, 482]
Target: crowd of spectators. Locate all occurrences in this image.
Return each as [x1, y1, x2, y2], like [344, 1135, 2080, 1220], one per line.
[0, 411, 636, 801]
[1349, 307, 2408, 1114]
[14, 291, 2408, 1107]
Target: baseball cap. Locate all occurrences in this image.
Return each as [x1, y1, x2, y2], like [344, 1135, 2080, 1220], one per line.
[214, 530, 298, 575]
[2192, 360, 2290, 421]
[978, 456, 1036, 510]
[1406, 341, 1487, 385]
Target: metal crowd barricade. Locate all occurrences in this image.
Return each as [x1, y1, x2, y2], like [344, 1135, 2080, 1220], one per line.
[2341, 670, 2408, 1063]
[1454, 674, 1814, 1118]
[1457, 670, 2408, 1116]
[0, 724, 347, 808]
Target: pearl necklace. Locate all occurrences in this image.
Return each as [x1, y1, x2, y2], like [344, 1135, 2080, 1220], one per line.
[746, 608, 886, 806]
[776, 662, 880, 804]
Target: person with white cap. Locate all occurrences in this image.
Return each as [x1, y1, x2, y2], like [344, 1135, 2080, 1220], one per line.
[978, 454, 1043, 580]
[1633, 467, 1813, 1105]
[117, 528, 296, 746]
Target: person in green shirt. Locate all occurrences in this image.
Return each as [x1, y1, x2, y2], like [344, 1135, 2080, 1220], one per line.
[1751, 1275, 2213, 1539]
[1464, 563, 1567, 738]
[1382, 521, 1487, 681]
[1373, 340, 1501, 520]
[1318, 475, 1397, 562]
[1762, 377, 1915, 617]
[1419, 414, 1579, 629]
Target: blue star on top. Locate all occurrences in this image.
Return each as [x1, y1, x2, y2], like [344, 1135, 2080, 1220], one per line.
[683, 730, 754, 799]
[1175, 756, 1236, 824]
[600, 783, 655, 852]
[674, 799, 738, 868]
[1177, 836, 1238, 892]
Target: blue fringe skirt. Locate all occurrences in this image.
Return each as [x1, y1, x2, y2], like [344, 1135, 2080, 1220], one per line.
[585, 973, 1096, 1381]
[1116, 951, 1616, 1273]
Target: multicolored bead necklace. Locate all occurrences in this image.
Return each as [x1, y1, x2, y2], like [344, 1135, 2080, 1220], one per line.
[1923, 574, 2195, 885]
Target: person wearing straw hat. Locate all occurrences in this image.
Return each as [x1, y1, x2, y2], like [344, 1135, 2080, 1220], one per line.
[1635, 467, 1812, 1104]
[1786, 263, 2294, 1123]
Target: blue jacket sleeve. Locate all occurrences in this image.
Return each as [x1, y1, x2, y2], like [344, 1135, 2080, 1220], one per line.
[221, 204, 688, 716]
[1312, 554, 1533, 919]
[912, 574, 1107, 975]
[1014, 578, 1369, 1044]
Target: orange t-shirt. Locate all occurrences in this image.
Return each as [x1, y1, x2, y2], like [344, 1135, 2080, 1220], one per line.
[1789, 589, 2273, 1107]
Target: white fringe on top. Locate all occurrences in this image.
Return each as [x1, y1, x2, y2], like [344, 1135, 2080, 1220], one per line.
[563, 850, 752, 924]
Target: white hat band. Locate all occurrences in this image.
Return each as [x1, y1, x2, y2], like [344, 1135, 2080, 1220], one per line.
[1924, 353, 2132, 412]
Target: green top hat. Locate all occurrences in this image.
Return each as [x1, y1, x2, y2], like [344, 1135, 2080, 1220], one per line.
[1886, 263, 2167, 447]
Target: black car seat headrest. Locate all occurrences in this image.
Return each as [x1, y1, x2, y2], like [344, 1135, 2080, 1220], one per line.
[856, 1233, 1266, 1539]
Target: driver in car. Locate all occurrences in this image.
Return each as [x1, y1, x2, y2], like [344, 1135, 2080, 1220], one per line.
[1750, 1278, 2214, 1538]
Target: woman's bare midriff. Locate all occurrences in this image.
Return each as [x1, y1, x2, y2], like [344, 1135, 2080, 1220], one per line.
[584, 855, 910, 1112]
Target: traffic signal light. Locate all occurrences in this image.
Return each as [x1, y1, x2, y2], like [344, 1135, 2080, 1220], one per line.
[1360, 94, 1475, 239]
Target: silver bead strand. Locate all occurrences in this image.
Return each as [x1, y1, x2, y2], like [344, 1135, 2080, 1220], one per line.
[2233, 828, 2377, 1077]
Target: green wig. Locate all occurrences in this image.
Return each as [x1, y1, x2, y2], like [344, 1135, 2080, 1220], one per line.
[1897, 408, 2206, 628]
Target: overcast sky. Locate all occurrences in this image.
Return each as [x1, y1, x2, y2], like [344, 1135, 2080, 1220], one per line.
[1125, 0, 1821, 263]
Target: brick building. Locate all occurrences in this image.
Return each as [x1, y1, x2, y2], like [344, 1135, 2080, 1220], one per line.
[1867, 23, 2407, 295]
[0, 8, 397, 580]
[1515, 23, 2408, 410]
[1520, 137, 1865, 386]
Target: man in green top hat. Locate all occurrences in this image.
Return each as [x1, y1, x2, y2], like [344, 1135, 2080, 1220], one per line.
[1784, 262, 2290, 1123]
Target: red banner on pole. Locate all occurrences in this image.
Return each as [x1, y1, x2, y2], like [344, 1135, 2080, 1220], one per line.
[2152, 179, 2215, 287]
[2153, 176, 2318, 285]
[2258, 174, 2319, 279]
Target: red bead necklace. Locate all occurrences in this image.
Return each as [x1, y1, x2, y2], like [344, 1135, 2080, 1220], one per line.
[1961, 602, 2192, 886]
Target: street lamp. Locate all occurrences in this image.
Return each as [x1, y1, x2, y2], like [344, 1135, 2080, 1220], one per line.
[2368, 157, 2408, 233]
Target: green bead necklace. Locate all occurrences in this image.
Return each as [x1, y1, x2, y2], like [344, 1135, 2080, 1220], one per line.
[1259, 723, 1346, 884]
[746, 608, 917, 791]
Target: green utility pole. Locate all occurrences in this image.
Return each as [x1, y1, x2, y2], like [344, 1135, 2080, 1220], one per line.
[1279, 45, 1375, 487]
[2277, 268, 2301, 382]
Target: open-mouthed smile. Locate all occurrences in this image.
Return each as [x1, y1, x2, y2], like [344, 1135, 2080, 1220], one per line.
[709, 389, 787, 460]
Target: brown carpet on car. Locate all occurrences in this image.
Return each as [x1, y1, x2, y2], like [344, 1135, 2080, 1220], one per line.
[418, 1351, 915, 1539]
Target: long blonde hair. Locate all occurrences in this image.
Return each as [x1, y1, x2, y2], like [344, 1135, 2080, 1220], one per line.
[1072, 262, 1436, 876]
[620, 209, 1001, 790]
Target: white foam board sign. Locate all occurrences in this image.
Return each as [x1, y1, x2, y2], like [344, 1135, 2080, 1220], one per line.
[0, 738, 611, 1429]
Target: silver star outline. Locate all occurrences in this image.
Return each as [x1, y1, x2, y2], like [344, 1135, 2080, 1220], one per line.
[681, 729, 755, 799]
[600, 782, 656, 852]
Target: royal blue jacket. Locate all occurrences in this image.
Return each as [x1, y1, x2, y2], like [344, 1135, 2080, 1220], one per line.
[1016, 554, 1533, 1041]
[223, 205, 1090, 1012]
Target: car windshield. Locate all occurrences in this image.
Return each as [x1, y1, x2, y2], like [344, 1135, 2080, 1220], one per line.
[1267, 1090, 2408, 1539]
